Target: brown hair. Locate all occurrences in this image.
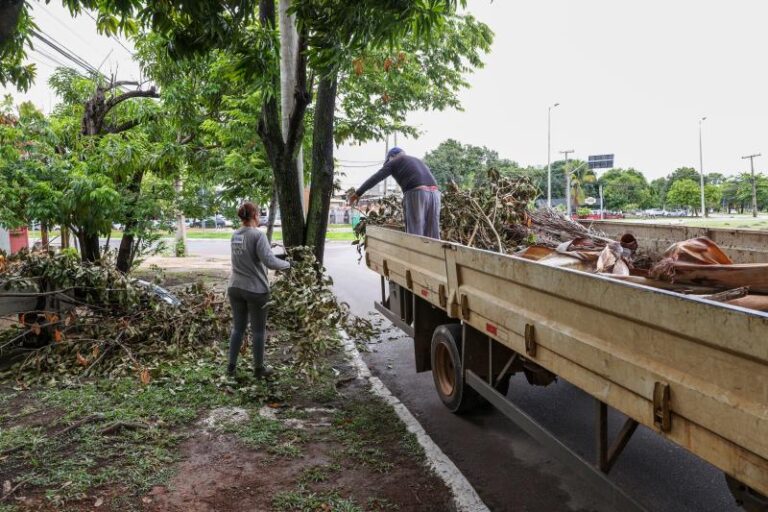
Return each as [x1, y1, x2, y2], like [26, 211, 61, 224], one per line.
[237, 202, 259, 221]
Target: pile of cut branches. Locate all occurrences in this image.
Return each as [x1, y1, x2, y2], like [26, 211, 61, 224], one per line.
[0, 250, 230, 384]
[440, 169, 539, 252]
[270, 247, 377, 381]
[353, 170, 599, 253]
[0, 248, 377, 384]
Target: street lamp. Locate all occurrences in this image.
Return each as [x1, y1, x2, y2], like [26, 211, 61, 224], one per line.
[742, 153, 761, 218]
[547, 102, 560, 208]
[560, 149, 574, 216]
[698, 116, 707, 217]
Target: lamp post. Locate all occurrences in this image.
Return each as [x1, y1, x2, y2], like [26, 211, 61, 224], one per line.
[560, 149, 574, 216]
[698, 116, 707, 217]
[742, 153, 761, 218]
[547, 102, 560, 208]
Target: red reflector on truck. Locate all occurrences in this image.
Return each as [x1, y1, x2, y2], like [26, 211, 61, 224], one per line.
[486, 323, 498, 335]
[421, 289, 429, 297]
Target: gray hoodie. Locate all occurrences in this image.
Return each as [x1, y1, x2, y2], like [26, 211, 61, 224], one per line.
[228, 227, 289, 294]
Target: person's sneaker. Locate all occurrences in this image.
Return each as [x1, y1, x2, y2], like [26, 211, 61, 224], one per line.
[254, 366, 274, 379]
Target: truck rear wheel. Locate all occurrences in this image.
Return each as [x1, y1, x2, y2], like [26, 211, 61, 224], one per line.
[431, 324, 485, 413]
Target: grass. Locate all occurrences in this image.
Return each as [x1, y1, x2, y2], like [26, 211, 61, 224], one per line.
[28, 226, 358, 242]
[330, 399, 423, 474]
[0, 345, 314, 508]
[616, 215, 768, 230]
[272, 488, 363, 512]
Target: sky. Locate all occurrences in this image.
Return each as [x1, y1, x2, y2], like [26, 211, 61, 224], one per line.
[4, 1, 768, 189]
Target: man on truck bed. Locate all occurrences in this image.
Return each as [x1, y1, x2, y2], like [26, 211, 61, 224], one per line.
[349, 147, 441, 239]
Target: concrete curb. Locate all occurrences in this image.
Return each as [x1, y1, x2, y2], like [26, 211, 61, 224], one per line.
[341, 333, 490, 512]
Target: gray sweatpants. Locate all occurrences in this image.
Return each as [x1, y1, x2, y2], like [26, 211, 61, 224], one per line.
[227, 287, 269, 370]
[403, 189, 441, 239]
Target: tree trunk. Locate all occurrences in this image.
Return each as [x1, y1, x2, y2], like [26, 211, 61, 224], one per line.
[174, 176, 187, 257]
[257, 0, 310, 249]
[115, 229, 135, 272]
[0, 0, 23, 46]
[305, 74, 339, 263]
[279, 0, 305, 211]
[60, 226, 70, 249]
[78, 232, 101, 263]
[115, 169, 145, 273]
[40, 222, 49, 249]
[266, 186, 278, 243]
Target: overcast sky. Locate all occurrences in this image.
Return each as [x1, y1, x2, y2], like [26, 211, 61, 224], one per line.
[5, 1, 768, 188]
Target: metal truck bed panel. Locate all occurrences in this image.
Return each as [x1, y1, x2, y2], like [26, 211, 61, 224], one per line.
[364, 225, 768, 496]
[583, 220, 768, 263]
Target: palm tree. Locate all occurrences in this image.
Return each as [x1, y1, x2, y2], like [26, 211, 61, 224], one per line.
[566, 161, 596, 210]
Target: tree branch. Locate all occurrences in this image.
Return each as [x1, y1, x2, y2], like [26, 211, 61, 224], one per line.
[105, 87, 159, 111]
[104, 119, 142, 133]
[285, 28, 311, 155]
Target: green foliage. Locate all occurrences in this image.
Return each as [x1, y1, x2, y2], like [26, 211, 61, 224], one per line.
[334, 14, 493, 144]
[0, 251, 230, 383]
[423, 139, 519, 188]
[174, 237, 186, 257]
[704, 183, 722, 209]
[599, 168, 653, 211]
[0, 2, 36, 91]
[665, 179, 700, 210]
[668, 166, 701, 186]
[269, 247, 376, 382]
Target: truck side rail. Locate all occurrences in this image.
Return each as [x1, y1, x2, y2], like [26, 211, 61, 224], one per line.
[582, 220, 768, 263]
[364, 225, 768, 497]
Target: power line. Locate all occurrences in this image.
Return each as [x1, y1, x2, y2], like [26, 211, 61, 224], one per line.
[31, 47, 74, 70]
[32, 2, 94, 51]
[30, 28, 100, 76]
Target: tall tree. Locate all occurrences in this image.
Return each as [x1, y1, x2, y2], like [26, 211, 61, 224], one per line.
[1, 0, 492, 264]
[423, 139, 517, 188]
[599, 168, 653, 211]
[666, 179, 701, 214]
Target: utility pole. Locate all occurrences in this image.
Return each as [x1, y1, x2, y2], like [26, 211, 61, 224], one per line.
[742, 153, 761, 218]
[698, 116, 707, 217]
[547, 103, 560, 208]
[560, 149, 574, 216]
[599, 184, 604, 220]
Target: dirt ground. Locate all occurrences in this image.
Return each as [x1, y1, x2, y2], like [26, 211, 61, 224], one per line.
[2, 376, 452, 512]
[146, 396, 451, 512]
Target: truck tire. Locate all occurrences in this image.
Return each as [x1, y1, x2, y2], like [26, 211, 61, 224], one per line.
[431, 324, 485, 414]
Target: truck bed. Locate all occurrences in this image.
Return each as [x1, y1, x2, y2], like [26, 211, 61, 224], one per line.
[364, 225, 768, 497]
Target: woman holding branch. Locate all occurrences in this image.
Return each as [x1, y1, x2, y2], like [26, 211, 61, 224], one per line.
[227, 202, 290, 378]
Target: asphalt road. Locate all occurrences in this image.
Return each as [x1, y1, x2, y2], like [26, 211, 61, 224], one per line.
[102, 238, 741, 511]
[320, 243, 739, 512]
